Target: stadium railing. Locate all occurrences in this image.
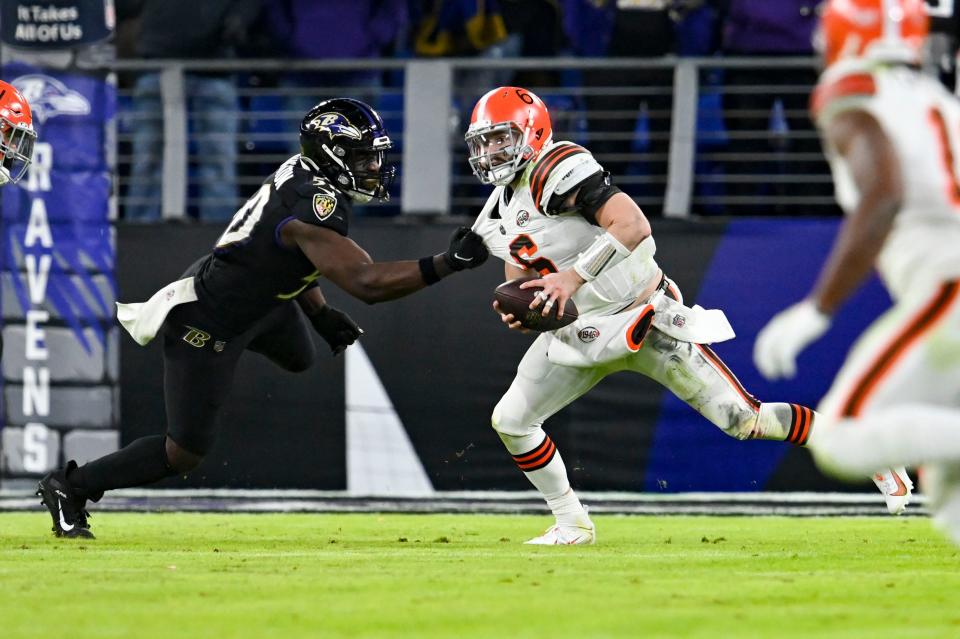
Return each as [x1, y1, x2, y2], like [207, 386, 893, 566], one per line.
[110, 56, 837, 221]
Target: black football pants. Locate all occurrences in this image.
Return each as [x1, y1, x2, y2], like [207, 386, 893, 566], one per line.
[162, 300, 316, 455]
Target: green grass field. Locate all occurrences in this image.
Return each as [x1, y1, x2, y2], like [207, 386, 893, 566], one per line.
[1, 512, 958, 638]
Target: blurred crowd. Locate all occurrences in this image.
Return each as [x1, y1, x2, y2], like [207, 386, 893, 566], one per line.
[112, 0, 826, 221]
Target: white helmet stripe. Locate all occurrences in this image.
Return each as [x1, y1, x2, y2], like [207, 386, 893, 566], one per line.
[883, 0, 903, 42]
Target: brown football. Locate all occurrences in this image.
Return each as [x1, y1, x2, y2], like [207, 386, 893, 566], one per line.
[494, 277, 578, 331]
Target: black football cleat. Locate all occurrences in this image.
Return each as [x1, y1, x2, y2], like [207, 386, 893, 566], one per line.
[36, 461, 95, 539]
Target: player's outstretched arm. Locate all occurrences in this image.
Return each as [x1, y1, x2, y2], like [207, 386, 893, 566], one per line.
[810, 110, 903, 314]
[283, 220, 488, 304]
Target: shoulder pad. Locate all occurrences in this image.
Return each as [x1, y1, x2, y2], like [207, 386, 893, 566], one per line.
[281, 166, 350, 232]
[293, 172, 338, 199]
[811, 65, 879, 125]
[277, 167, 340, 209]
[529, 143, 600, 214]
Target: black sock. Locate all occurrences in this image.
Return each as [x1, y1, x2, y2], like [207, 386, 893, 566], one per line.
[67, 435, 177, 501]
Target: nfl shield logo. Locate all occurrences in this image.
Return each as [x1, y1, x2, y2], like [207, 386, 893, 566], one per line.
[313, 194, 337, 221]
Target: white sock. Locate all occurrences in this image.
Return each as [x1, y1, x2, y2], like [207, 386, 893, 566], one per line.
[752, 402, 818, 446]
[547, 488, 590, 527]
[813, 404, 960, 476]
[500, 432, 586, 523]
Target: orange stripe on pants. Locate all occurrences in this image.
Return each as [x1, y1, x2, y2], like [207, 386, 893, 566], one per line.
[841, 281, 960, 417]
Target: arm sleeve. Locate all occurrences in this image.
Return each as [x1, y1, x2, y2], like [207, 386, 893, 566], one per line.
[545, 169, 622, 225]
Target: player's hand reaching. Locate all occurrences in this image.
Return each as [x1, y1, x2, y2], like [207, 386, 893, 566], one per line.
[753, 300, 831, 380]
[309, 305, 363, 356]
[521, 269, 585, 319]
[443, 226, 489, 271]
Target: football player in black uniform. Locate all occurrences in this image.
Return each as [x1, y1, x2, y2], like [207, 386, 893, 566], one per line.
[35, 98, 488, 538]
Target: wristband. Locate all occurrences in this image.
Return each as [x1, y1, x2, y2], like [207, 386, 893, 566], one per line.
[419, 256, 441, 285]
[573, 232, 631, 281]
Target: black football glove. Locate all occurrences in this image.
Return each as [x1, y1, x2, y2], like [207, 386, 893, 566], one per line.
[310, 305, 363, 356]
[442, 226, 489, 271]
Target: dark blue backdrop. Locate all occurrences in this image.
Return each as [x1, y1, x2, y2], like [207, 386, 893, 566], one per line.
[645, 219, 891, 491]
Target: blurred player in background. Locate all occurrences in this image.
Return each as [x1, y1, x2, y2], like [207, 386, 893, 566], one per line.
[0, 79, 36, 186]
[0, 78, 37, 360]
[754, 0, 960, 530]
[35, 98, 488, 538]
[468, 87, 827, 545]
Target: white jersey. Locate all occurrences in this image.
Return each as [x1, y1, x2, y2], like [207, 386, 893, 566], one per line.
[473, 140, 660, 317]
[813, 60, 960, 301]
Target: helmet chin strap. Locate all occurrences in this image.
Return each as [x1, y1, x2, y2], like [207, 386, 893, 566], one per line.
[321, 143, 358, 192]
[0, 166, 10, 186]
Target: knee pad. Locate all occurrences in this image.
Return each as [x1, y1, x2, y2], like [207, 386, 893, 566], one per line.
[165, 436, 204, 474]
[491, 396, 540, 439]
[284, 349, 316, 373]
[491, 406, 545, 457]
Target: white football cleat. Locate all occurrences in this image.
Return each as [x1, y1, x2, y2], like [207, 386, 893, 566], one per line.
[524, 513, 596, 545]
[873, 467, 914, 516]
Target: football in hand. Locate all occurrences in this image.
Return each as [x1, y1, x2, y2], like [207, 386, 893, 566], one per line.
[494, 278, 578, 331]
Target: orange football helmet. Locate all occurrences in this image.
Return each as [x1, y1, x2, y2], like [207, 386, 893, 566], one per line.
[465, 86, 552, 186]
[0, 79, 36, 185]
[817, 0, 929, 68]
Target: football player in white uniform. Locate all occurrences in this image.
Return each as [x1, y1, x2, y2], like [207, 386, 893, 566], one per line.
[467, 87, 825, 545]
[755, 0, 960, 538]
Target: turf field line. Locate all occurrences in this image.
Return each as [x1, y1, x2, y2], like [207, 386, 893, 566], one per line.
[0, 489, 928, 516]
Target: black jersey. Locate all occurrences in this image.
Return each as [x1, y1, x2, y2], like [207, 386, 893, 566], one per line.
[187, 154, 352, 334]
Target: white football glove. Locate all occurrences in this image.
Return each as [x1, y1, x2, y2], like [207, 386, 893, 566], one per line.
[753, 300, 831, 380]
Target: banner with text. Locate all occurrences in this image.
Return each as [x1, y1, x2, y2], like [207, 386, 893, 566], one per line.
[1, 1, 115, 50]
[0, 61, 118, 479]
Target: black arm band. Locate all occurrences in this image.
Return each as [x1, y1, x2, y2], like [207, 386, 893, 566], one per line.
[544, 170, 621, 225]
[419, 256, 441, 285]
[575, 171, 621, 225]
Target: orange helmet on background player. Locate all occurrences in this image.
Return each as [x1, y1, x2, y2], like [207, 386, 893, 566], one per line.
[0, 79, 36, 185]
[465, 86, 552, 186]
[817, 0, 930, 68]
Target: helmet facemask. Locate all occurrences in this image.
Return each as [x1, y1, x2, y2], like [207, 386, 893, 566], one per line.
[0, 117, 35, 185]
[465, 122, 532, 186]
[319, 138, 396, 203]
